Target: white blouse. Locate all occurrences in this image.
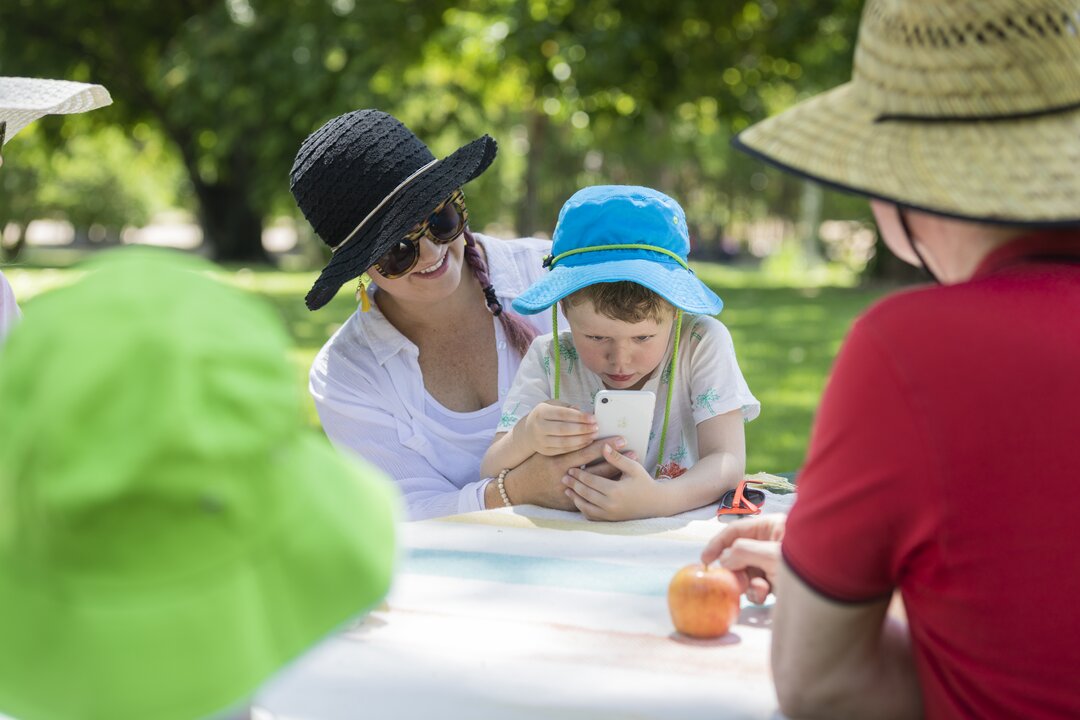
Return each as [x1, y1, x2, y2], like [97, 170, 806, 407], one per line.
[309, 234, 565, 520]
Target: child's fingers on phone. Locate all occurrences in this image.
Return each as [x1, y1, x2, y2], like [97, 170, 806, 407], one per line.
[567, 467, 617, 494]
[539, 403, 594, 424]
[567, 490, 609, 521]
[602, 442, 639, 470]
[585, 460, 620, 479]
[562, 471, 604, 503]
[541, 434, 596, 454]
[538, 417, 596, 437]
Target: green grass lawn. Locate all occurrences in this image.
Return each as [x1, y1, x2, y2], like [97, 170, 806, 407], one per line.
[5, 259, 889, 474]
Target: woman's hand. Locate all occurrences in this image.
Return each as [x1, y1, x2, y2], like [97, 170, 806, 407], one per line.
[562, 442, 659, 521]
[522, 400, 598, 456]
[700, 514, 786, 603]
[501, 437, 626, 511]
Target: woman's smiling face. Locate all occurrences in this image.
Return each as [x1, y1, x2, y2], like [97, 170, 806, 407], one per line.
[366, 192, 469, 304]
[367, 232, 466, 303]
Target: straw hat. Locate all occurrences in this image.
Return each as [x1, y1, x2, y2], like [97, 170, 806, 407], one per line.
[0, 76, 111, 146]
[733, 0, 1080, 225]
[290, 109, 497, 310]
[0, 249, 399, 720]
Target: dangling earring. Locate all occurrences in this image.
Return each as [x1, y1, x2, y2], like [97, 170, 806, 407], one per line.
[355, 273, 372, 312]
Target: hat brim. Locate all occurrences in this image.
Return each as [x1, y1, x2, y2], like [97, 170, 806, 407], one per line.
[512, 259, 723, 316]
[305, 134, 497, 310]
[0, 434, 398, 720]
[0, 78, 112, 145]
[734, 82, 1080, 226]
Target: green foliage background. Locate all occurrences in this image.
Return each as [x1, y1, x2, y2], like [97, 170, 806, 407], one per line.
[0, 0, 870, 261]
[2, 1, 903, 473]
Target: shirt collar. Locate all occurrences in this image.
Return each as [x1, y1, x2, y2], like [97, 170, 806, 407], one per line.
[973, 229, 1080, 279]
[355, 294, 415, 366]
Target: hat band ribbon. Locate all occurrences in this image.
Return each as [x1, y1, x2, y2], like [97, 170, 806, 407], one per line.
[331, 158, 439, 254]
[543, 243, 690, 271]
[875, 99, 1080, 124]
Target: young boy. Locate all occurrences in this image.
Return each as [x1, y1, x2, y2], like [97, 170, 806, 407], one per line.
[481, 185, 759, 520]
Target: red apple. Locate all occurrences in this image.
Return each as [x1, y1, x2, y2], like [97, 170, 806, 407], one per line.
[667, 563, 741, 638]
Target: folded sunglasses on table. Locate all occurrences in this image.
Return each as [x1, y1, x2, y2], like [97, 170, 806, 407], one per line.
[717, 479, 766, 517]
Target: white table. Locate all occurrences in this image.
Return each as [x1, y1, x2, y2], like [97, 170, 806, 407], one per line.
[258, 495, 794, 719]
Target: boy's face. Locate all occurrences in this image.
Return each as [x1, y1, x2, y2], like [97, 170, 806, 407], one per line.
[564, 300, 674, 391]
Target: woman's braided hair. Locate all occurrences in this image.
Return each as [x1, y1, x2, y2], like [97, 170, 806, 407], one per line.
[462, 230, 537, 358]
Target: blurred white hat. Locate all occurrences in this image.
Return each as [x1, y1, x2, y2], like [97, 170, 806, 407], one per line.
[0, 77, 112, 146]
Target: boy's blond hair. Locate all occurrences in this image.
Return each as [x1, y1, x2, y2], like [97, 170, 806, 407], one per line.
[561, 281, 674, 324]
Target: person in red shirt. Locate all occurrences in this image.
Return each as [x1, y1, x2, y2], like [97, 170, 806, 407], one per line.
[701, 1, 1080, 718]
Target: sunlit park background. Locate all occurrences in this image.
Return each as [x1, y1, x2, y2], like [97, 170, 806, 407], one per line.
[1, 0, 920, 473]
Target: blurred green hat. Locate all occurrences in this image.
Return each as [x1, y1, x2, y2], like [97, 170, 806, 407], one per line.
[0, 248, 399, 720]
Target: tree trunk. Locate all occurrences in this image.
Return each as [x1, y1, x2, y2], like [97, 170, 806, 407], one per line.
[1, 225, 25, 263]
[515, 109, 547, 237]
[173, 135, 269, 264]
[796, 180, 824, 265]
[192, 179, 268, 263]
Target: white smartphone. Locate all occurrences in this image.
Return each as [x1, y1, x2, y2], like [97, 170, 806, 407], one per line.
[594, 389, 656, 463]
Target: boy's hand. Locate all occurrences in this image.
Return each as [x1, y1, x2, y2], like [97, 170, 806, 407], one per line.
[522, 400, 598, 456]
[561, 442, 659, 521]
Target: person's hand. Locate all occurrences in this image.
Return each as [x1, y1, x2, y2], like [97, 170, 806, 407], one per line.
[505, 437, 625, 511]
[522, 400, 598, 456]
[562, 442, 657, 521]
[700, 514, 786, 604]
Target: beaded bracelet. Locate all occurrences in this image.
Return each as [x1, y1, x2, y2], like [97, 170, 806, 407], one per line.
[496, 467, 513, 507]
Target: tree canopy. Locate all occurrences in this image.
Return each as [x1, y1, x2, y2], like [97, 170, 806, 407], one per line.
[0, 0, 868, 263]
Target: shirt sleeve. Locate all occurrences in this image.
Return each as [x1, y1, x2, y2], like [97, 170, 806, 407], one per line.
[310, 353, 489, 521]
[686, 316, 760, 424]
[496, 335, 554, 433]
[0, 271, 22, 342]
[783, 317, 941, 603]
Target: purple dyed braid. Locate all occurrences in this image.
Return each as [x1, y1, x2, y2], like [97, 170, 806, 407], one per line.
[463, 230, 537, 358]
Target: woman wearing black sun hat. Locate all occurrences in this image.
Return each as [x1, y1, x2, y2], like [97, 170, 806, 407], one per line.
[291, 110, 625, 520]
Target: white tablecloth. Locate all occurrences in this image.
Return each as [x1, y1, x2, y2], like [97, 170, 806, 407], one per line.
[258, 492, 795, 719]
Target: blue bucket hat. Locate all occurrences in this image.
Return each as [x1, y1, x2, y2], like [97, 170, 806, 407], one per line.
[512, 185, 723, 316]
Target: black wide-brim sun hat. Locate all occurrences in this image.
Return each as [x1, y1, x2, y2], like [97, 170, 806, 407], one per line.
[290, 109, 497, 310]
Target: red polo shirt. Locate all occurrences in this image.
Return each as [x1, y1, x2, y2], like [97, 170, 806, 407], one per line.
[783, 231, 1080, 718]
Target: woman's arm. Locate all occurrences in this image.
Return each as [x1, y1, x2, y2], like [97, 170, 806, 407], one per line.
[317, 378, 617, 517]
[316, 396, 490, 520]
[480, 429, 533, 478]
[484, 436, 626, 510]
[481, 401, 599, 478]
